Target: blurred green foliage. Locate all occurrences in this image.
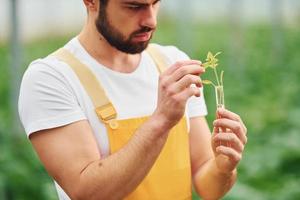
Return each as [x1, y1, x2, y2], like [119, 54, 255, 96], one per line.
[0, 20, 300, 200]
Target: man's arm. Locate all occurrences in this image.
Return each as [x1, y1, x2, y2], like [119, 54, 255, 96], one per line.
[30, 60, 205, 200]
[30, 115, 169, 200]
[190, 110, 247, 199]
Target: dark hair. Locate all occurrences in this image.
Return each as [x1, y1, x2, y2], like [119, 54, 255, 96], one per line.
[86, 0, 108, 13]
[100, 0, 109, 6]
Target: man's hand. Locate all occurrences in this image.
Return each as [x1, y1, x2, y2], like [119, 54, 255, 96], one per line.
[190, 109, 246, 199]
[153, 60, 205, 130]
[212, 108, 248, 174]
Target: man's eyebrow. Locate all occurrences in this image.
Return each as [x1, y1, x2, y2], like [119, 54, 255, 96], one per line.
[122, 0, 161, 6]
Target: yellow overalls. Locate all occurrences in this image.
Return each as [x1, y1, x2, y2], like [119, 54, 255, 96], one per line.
[53, 45, 192, 200]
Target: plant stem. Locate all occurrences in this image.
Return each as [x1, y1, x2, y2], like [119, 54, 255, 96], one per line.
[220, 71, 224, 87]
[214, 67, 221, 86]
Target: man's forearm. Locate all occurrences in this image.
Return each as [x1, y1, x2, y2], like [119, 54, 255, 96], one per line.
[74, 115, 170, 200]
[193, 157, 237, 200]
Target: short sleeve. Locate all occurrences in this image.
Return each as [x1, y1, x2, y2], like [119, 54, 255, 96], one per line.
[156, 44, 208, 118]
[18, 59, 87, 137]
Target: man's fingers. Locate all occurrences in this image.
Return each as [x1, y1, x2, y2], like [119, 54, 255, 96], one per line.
[213, 126, 219, 134]
[163, 60, 202, 76]
[213, 118, 247, 145]
[170, 64, 205, 83]
[169, 74, 202, 94]
[173, 87, 201, 103]
[217, 108, 247, 134]
[217, 108, 240, 121]
[213, 132, 244, 153]
[216, 146, 242, 164]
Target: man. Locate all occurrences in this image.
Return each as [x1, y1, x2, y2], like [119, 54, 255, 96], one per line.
[18, 0, 247, 199]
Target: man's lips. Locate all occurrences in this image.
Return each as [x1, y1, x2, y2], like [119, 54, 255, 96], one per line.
[133, 31, 152, 42]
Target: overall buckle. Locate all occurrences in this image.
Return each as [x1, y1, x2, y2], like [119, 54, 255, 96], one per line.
[95, 103, 119, 129]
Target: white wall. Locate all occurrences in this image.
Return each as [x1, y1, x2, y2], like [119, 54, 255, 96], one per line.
[1, 0, 299, 42]
[162, 0, 300, 24]
[1, 0, 86, 42]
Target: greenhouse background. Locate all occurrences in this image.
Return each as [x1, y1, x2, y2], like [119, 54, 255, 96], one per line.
[0, 0, 300, 199]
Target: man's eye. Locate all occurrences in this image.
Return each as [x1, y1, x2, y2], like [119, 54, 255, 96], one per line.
[127, 5, 142, 10]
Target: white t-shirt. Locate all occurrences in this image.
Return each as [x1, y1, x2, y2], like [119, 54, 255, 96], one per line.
[18, 37, 208, 199]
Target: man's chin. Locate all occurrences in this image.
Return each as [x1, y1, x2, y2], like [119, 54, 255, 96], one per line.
[121, 41, 150, 54]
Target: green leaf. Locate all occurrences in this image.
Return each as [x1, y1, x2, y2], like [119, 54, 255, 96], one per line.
[202, 80, 214, 85]
[202, 62, 210, 68]
[206, 52, 214, 62]
[214, 52, 222, 57]
[203, 51, 222, 69]
[220, 70, 224, 86]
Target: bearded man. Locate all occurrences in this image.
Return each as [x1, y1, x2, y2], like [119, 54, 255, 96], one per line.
[18, 0, 247, 199]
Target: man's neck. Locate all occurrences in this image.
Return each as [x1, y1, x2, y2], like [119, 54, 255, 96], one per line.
[77, 23, 141, 73]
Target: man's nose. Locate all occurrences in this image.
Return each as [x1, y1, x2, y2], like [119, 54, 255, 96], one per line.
[140, 6, 157, 29]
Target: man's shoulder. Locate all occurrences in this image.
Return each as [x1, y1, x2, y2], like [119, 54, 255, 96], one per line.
[29, 36, 77, 68]
[25, 55, 66, 77]
[26, 37, 76, 74]
[149, 43, 182, 54]
[22, 49, 76, 92]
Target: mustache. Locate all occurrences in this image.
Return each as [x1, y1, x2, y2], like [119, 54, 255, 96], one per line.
[132, 26, 155, 35]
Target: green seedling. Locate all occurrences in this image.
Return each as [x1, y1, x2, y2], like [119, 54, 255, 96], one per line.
[201, 52, 225, 108]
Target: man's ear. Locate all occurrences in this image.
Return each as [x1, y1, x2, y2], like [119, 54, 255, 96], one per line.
[83, 0, 98, 12]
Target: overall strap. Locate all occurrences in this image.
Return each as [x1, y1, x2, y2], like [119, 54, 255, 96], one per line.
[146, 44, 168, 73]
[51, 44, 167, 128]
[52, 48, 118, 129]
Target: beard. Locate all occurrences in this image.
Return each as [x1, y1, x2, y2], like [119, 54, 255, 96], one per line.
[95, 6, 154, 54]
